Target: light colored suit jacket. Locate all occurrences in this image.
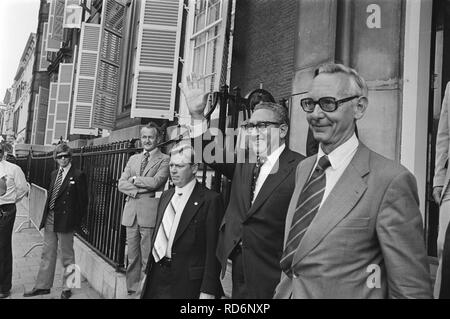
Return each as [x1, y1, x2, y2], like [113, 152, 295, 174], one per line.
[118, 149, 169, 228]
[274, 143, 432, 299]
[434, 82, 450, 202]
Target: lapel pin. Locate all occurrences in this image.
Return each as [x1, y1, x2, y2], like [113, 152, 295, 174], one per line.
[194, 202, 198, 206]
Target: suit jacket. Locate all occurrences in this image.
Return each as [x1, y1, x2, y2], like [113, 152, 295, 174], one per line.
[215, 147, 305, 298]
[39, 165, 88, 233]
[434, 82, 450, 201]
[274, 143, 433, 299]
[141, 181, 225, 298]
[118, 148, 169, 228]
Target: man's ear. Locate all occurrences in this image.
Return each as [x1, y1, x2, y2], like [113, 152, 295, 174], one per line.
[279, 124, 289, 140]
[354, 96, 368, 120]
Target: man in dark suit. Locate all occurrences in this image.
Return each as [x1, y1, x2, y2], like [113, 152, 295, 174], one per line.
[180, 77, 305, 298]
[141, 144, 224, 299]
[24, 144, 88, 299]
[275, 63, 431, 298]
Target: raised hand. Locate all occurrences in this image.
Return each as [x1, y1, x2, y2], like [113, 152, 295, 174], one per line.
[179, 73, 210, 120]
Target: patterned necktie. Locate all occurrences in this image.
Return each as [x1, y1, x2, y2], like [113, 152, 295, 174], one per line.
[49, 168, 64, 211]
[140, 152, 149, 176]
[280, 155, 331, 276]
[152, 198, 177, 262]
[250, 155, 266, 203]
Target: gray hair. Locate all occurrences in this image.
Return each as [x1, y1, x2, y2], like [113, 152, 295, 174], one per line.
[141, 122, 163, 139]
[315, 63, 368, 98]
[254, 102, 289, 126]
[170, 143, 197, 164]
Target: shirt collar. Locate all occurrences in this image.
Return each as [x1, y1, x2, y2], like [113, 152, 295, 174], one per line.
[60, 163, 71, 173]
[317, 134, 358, 170]
[264, 143, 286, 166]
[174, 178, 197, 196]
[143, 148, 158, 157]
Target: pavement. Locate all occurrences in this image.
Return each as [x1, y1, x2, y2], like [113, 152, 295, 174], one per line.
[3, 196, 102, 299]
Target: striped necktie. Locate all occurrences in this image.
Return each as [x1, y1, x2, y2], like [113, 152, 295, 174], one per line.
[250, 155, 266, 203]
[152, 199, 177, 262]
[280, 155, 331, 276]
[49, 168, 64, 211]
[140, 152, 150, 176]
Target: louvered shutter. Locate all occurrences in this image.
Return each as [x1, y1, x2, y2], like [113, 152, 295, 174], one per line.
[52, 0, 65, 42]
[31, 94, 40, 143]
[39, 23, 50, 71]
[35, 87, 50, 144]
[45, 82, 58, 145]
[131, 0, 183, 120]
[47, 0, 62, 52]
[53, 63, 74, 142]
[71, 23, 101, 135]
[91, 0, 125, 130]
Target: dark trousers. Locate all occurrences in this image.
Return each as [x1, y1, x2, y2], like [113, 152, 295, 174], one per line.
[142, 258, 173, 299]
[230, 245, 248, 299]
[0, 204, 17, 293]
[440, 222, 450, 298]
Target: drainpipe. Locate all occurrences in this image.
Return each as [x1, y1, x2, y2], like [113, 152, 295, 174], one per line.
[335, 0, 353, 66]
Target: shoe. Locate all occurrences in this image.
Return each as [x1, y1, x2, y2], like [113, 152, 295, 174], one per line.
[0, 291, 10, 299]
[60, 290, 72, 299]
[23, 288, 51, 297]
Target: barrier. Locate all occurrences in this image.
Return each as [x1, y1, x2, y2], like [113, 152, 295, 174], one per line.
[22, 183, 47, 257]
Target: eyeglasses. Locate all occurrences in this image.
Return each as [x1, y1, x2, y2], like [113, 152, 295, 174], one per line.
[241, 121, 282, 131]
[56, 154, 71, 159]
[300, 95, 360, 113]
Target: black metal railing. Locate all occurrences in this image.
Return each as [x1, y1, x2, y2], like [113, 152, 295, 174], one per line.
[15, 140, 142, 272]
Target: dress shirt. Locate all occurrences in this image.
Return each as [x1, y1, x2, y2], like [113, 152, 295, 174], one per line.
[314, 133, 359, 208]
[166, 178, 197, 257]
[58, 163, 72, 184]
[0, 160, 28, 205]
[252, 143, 286, 204]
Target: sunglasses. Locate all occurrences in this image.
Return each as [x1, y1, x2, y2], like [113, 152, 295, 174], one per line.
[56, 154, 71, 159]
[300, 95, 360, 113]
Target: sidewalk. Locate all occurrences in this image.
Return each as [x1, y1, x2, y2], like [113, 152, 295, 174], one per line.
[5, 197, 102, 299]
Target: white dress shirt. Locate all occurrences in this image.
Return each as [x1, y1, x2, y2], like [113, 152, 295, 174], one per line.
[0, 160, 28, 204]
[166, 178, 197, 257]
[58, 163, 72, 183]
[252, 143, 286, 204]
[314, 133, 359, 208]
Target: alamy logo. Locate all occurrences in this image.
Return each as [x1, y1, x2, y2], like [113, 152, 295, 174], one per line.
[366, 264, 381, 289]
[65, 264, 81, 289]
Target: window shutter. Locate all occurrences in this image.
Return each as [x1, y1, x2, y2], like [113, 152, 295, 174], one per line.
[91, 0, 126, 130]
[47, 0, 62, 52]
[45, 82, 58, 145]
[63, 0, 82, 29]
[31, 93, 39, 143]
[131, 0, 183, 120]
[52, 0, 65, 42]
[35, 87, 50, 145]
[39, 23, 50, 71]
[71, 22, 101, 135]
[53, 63, 74, 142]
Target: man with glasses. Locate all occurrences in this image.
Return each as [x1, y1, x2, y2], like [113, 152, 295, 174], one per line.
[0, 142, 27, 299]
[274, 63, 432, 298]
[24, 144, 88, 299]
[180, 77, 305, 298]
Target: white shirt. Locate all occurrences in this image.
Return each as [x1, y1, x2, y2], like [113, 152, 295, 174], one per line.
[252, 143, 286, 204]
[166, 178, 197, 257]
[314, 134, 359, 208]
[57, 163, 72, 184]
[0, 160, 28, 204]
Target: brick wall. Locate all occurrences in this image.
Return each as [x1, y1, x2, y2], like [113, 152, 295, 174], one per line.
[230, 0, 298, 101]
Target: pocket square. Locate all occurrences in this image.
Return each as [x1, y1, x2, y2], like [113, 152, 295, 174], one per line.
[70, 181, 76, 185]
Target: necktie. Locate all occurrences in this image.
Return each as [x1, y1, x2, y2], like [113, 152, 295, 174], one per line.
[280, 155, 331, 276]
[152, 197, 178, 262]
[140, 152, 149, 176]
[49, 168, 64, 211]
[250, 155, 266, 203]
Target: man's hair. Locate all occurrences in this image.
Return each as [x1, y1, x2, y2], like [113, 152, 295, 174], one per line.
[247, 89, 276, 110]
[0, 142, 13, 154]
[314, 63, 368, 98]
[254, 102, 289, 126]
[170, 143, 197, 164]
[141, 122, 163, 139]
[53, 143, 72, 159]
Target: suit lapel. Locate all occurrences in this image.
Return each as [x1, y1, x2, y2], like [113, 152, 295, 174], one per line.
[143, 149, 163, 176]
[151, 188, 175, 247]
[292, 144, 370, 265]
[173, 182, 204, 244]
[245, 149, 297, 219]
